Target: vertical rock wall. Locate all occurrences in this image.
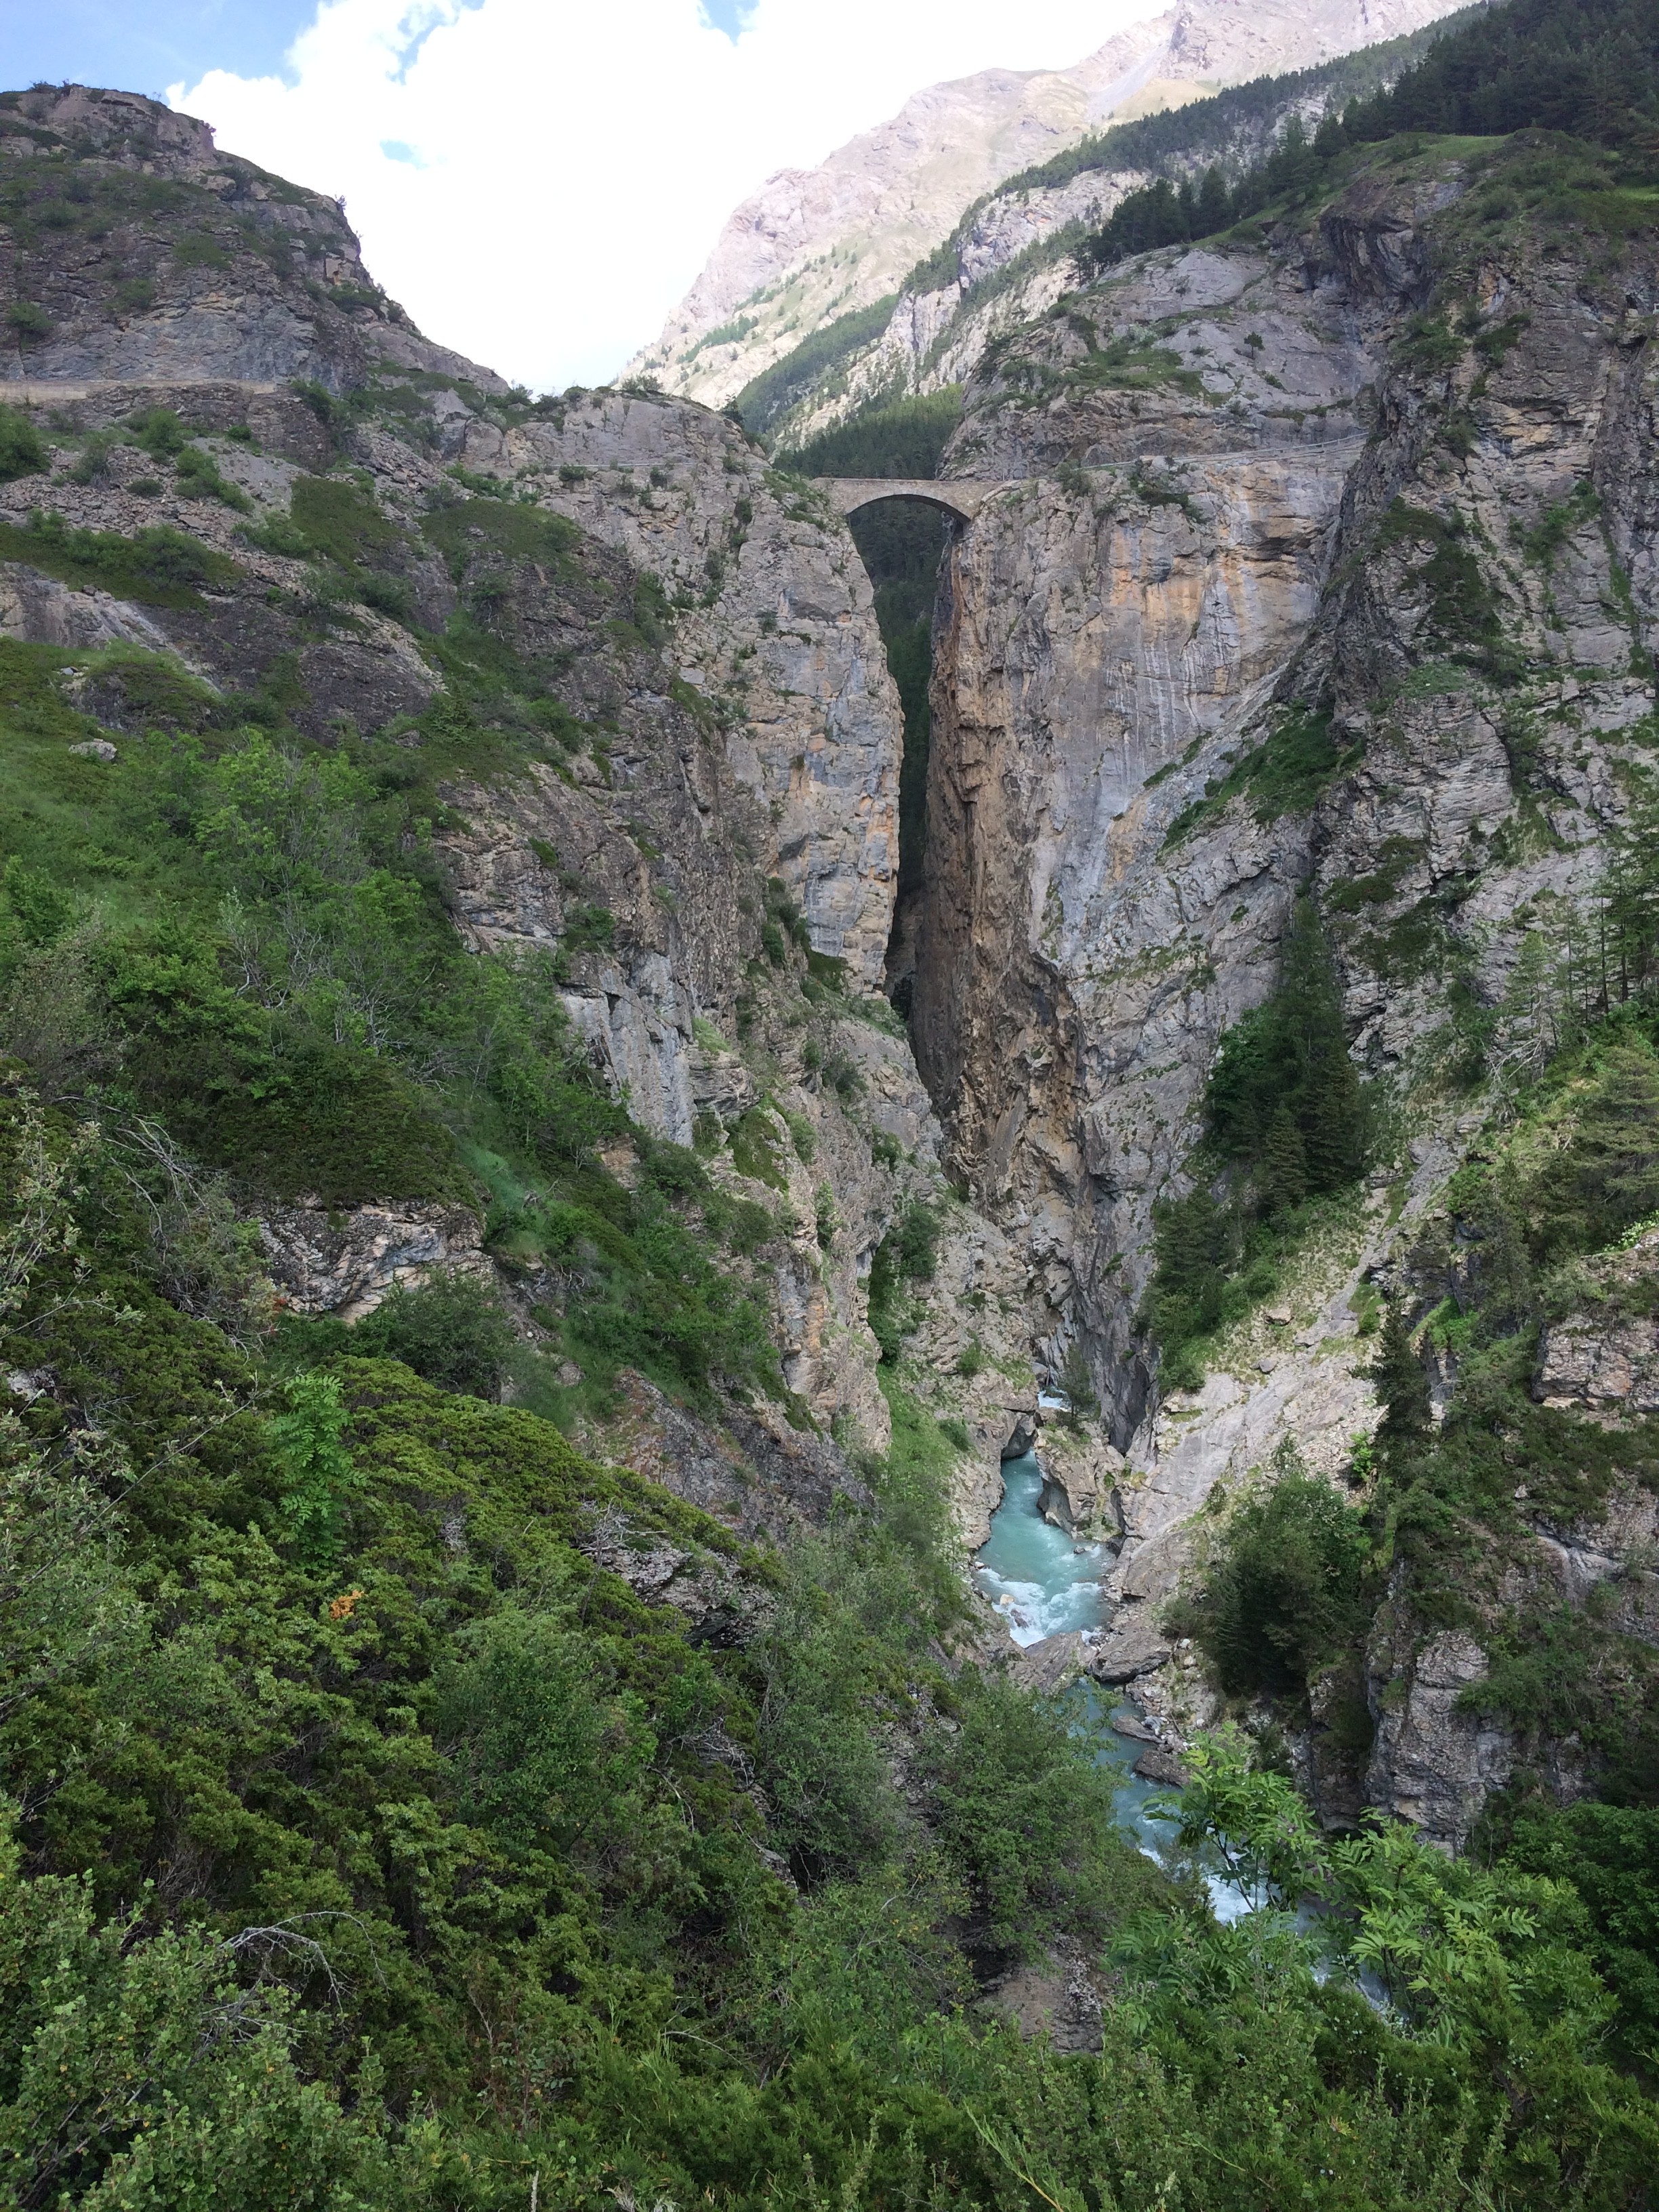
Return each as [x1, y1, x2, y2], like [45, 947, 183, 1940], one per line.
[906, 152, 1659, 1827]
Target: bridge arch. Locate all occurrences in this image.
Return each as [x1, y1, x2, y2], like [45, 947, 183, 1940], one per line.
[815, 476, 1005, 525]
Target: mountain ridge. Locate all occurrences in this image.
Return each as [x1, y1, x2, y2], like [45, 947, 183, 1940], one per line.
[628, 0, 1473, 408]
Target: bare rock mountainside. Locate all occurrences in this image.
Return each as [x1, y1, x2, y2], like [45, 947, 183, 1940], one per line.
[628, 0, 1469, 413]
[5, 57, 1659, 1878]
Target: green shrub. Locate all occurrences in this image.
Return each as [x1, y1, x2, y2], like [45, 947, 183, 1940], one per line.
[0, 405, 45, 485]
[433, 1608, 653, 1862]
[352, 1270, 516, 1399]
[1150, 898, 1371, 1380]
[289, 472, 398, 567]
[1208, 899, 1369, 1187]
[867, 1198, 941, 1360]
[1528, 1040, 1659, 1259]
[174, 442, 251, 511]
[1166, 705, 1359, 843]
[1170, 1458, 1371, 1695]
[729, 1104, 787, 1190]
[268, 1368, 363, 1570]
[1502, 1801, 1659, 2067]
[127, 407, 190, 459]
[0, 512, 237, 606]
[775, 388, 962, 480]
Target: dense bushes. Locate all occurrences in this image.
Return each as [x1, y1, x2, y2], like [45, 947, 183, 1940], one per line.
[7, 897, 1659, 2206]
[867, 1196, 941, 1359]
[0, 510, 238, 605]
[0, 647, 791, 1406]
[352, 1269, 517, 1397]
[0, 403, 45, 485]
[1206, 897, 1369, 1189]
[1170, 1456, 1372, 1694]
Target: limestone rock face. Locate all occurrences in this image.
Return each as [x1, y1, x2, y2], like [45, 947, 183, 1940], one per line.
[902, 147, 1659, 1830]
[1366, 1624, 1513, 1851]
[413, 393, 903, 992]
[918, 154, 1659, 1422]
[1535, 1229, 1659, 1416]
[912, 226, 1395, 1435]
[0, 562, 176, 653]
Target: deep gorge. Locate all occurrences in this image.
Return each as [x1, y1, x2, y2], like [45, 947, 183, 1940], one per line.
[5, 13, 1659, 2198]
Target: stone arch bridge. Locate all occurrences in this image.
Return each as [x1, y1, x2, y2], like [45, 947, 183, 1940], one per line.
[815, 477, 1011, 525]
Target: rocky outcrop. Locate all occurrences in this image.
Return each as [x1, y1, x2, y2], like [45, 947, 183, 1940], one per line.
[0, 85, 939, 1496]
[1036, 1424, 1126, 1534]
[981, 1933, 1111, 2053]
[1535, 1229, 1659, 1418]
[0, 561, 176, 653]
[260, 1199, 489, 1321]
[578, 1503, 771, 1649]
[0, 87, 498, 396]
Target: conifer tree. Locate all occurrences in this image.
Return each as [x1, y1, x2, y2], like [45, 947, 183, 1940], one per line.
[1148, 1183, 1233, 1338]
[1260, 1103, 1309, 1215]
[1195, 163, 1231, 237]
[1279, 898, 1366, 1192]
[1059, 1339, 1100, 1431]
[1538, 1041, 1659, 1255]
[1372, 1303, 1431, 1443]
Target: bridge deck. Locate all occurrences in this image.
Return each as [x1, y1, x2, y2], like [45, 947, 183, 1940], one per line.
[815, 476, 1010, 523]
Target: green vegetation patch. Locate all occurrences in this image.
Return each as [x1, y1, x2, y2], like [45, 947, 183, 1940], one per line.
[0, 403, 46, 485]
[1166, 705, 1359, 844]
[775, 388, 962, 480]
[1168, 1450, 1372, 1695]
[0, 510, 239, 607]
[422, 492, 581, 579]
[733, 293, 899, 438]
[289, 472, 401, 567]
[1143, 900, 1372, 1388]
[1374, 499, 1520, 680]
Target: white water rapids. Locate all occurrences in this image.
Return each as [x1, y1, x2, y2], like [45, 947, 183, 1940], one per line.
[973, 1447, 1259, 1925]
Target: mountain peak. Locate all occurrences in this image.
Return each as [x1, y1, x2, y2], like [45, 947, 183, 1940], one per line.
[627, 0, 1471, 407]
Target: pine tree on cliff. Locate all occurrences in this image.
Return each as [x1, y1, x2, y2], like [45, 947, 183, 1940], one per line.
[1373, 1303, 1431, 1443]
[1279, 897, 1366, 1193]
[1195, 163, 1231, 237]
[1259, 1104, 1309, 1216]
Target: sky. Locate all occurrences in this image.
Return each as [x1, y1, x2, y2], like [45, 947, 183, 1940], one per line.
[0, 0, 1166, 390]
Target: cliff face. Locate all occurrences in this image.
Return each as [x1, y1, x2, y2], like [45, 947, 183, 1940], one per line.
[628, 0, 1469, 413]
[907, 135, 1659, 1827]
[0, 83, 1001, 1504]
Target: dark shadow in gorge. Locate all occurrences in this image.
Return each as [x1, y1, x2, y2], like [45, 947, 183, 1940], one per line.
[846, 499, 950, 1016]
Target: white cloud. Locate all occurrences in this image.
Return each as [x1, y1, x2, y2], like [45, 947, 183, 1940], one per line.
[169, 0, 1166, 390]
